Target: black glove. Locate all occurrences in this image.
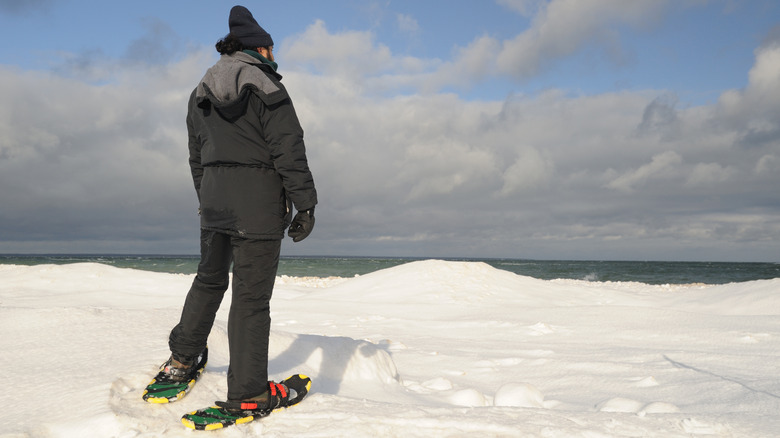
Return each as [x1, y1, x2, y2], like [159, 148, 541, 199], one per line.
[288, 208, 315, 242]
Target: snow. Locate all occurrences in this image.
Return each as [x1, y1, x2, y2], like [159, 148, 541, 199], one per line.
[1, 260, 779, 437]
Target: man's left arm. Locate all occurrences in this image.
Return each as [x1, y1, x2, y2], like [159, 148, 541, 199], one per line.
[263, 98, 318, 212]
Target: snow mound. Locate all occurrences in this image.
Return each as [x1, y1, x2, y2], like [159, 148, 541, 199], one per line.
[640, 401, 680, 415]
[494, 382, 545, 408]
[447, 388, 490, 407]
[596, 397, 646, 413]
[268, 331, 402, 394]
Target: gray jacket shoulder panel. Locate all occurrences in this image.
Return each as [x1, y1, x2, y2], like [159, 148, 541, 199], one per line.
[195, 52, 288, 107]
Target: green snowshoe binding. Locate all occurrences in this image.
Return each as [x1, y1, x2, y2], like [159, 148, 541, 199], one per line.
[142, 347, 208, 403]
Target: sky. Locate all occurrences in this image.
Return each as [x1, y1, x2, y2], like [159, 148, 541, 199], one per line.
[0, 0, 779, 262]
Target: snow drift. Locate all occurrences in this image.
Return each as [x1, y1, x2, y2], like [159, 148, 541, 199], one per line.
[1, 260, 778, 437]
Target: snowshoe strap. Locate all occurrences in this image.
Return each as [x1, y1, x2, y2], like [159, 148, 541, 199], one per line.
[269, 382, 288, 399]
[215, 380, 291, 413]
[215, 400, 270, 413]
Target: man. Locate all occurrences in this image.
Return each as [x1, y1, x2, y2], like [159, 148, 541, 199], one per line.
[144, 5, 317, 414]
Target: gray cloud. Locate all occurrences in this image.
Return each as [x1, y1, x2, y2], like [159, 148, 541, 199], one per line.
[123, 17, 184, 66]
[1, 8, 779, 261]
[637, 94, 680, 139]
[760, 23, 780, 49]
[0, 54, 211, 253]
[0, 0, 53, 15]
[276, 32, 780, 260]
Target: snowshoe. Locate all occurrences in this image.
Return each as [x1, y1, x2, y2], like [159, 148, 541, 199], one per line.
[142, 347, 208, 403]
[181, 374, 311, 431]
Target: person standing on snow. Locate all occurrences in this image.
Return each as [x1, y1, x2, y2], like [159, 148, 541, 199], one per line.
[145, 5, 317, 411]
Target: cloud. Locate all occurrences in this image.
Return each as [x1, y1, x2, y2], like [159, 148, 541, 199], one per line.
[274, 17, 779, 260]
[280, 20, 439, 97]
[2, 5, 780, 260]
[718, 42, 780, 120]
[755, 154, 778, 175]
[282, 1, 674, 95]
[495, 0, 670, 79]
[712, 42, 780, 175]
[496, 0, 546, 17]
[759, 23, 780, 49]
[746, 44, 780, 98]
[499, 147, 554, 196]
[282, 20, 395, 79]
[0, 51, 214, 252]
[685, 162, 736, 187]
[435, 35, 503, 87]
[637, 94, 680, 139]
[291, 0, 677, 94]
[123, 17, 184, 65]
[606, 151, 683, 193]
[396, 13, 419, 34]
[0, 0, 53, 15]
[48, 17, 190, 83]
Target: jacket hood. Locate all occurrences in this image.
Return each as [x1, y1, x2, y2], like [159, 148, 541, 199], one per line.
[194, 52, 284, 121]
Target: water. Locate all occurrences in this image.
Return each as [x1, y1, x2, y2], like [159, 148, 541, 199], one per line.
[1, 255, 778, 285]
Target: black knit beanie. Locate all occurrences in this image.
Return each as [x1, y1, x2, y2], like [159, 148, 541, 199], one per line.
[229, 5, 274, 48]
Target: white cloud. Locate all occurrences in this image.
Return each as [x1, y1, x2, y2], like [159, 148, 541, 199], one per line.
[495, 0, 670, 78]
[282, 1, 673, 95]
[606, 151, 682, 193]
[396, 13, 419, 34]
[279, 0, 667, 93]
[437, 35, 503, 86]
[282, 20, 395, 79]
[747, 43, 780, 95]
[279, 0, 677, 94]
[718, 44, 780, 123]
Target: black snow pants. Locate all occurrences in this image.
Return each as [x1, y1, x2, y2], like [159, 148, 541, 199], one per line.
[168, 229, 281, 400]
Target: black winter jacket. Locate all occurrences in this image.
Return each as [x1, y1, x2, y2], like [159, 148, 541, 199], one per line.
[187, 52, 317, 239]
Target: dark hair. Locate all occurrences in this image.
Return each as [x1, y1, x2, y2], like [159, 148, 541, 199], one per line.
[215, 33, 248, 55]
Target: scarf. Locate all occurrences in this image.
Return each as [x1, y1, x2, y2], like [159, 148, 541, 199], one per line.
[242, 49, 278, 72]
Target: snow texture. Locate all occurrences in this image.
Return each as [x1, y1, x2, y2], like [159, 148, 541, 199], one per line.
[1, 260, 779, 437]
